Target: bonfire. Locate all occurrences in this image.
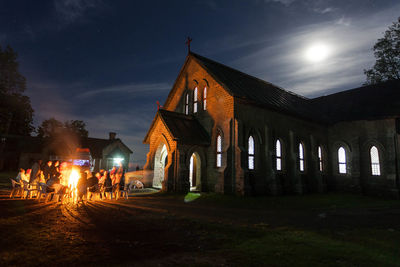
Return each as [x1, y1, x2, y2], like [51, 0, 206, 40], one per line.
[67, 167, 80, 202]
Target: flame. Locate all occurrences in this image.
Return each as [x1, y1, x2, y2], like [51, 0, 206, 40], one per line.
[68, 169, 80, 189]
[67, 168, 80, 202]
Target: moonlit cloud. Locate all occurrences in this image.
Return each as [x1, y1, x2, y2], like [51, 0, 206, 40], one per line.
[76, 82, 171, 98]
[232, 5, 400, 97]
[265, 0, 296, 6]
[54, 0, 101, 24]
[313, 7, 337, 14]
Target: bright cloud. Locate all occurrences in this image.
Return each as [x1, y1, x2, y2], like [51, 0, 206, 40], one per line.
[233, 5, 400, 96]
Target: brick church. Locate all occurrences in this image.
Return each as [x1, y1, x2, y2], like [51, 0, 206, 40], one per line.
[143, 51, 400, 198]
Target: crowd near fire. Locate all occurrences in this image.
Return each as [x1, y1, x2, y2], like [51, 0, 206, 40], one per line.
[9, 159, 142, 203]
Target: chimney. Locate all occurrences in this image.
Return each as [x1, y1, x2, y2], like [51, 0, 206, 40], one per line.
[109, 132, 116, 140]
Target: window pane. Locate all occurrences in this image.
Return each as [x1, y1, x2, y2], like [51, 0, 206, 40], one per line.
[299, 143, 304, 159]
[185, 93, 189, 115]
[370, 146, 379, 164]
[276, 140, 281, 157]
[249, 156, 254, 170]
[339, 163, 346, 174]
[370, 146, 380, 175]
[248, 136, 254, 155]
[217, 154, 222, 167]
[194, 103, 197, 113]
[194, 87, 197, 101]
[203, 87, 207, 110]
[217, 135, 222, 152]
[371, 163, 380, 175]
[300, 160, 304, 171]
[338, 147, 347, 174]
[338, 147, 346, 163]
[276, 158, 281, 171]
[318, 146, 323, 171]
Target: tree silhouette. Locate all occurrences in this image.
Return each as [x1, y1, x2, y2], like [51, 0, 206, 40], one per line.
[0, 45, 34, 135]
[364, 17, 400, 85]
[37, 118, 88, 139]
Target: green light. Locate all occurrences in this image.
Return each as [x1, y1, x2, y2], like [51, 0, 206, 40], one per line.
[184, 192, 201, 203]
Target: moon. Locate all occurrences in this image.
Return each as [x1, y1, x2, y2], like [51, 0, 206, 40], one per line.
[305, 43, 330, 62]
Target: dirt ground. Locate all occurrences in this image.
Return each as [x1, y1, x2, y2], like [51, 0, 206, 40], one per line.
[1, 188, 400, 266]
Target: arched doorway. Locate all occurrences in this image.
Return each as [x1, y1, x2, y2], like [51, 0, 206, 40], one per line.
[189, 152, 201, 191]
[153, 143, 168, 188]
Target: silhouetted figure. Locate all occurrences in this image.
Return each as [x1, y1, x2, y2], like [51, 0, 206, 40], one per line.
[43, 161, 52, 182]
[104, 172, 113, 193]
[30, 159, 42, 184]
[77, 171, 87, 200]
[50, 161, 60, 179]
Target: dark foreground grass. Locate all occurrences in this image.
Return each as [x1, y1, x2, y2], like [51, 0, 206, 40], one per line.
[0, 171, 15, 190]
[1, 171, 400, 266]
[218, 226, 400, 266]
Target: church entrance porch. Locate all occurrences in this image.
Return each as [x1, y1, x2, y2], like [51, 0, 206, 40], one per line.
[153, 143, 168, 189]
[189, 152, 201, 191]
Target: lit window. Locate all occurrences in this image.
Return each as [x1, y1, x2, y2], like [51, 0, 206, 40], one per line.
[203, 87, 207, 110]
[276, 139, 282, 171]
[193, 87, 198, 113]
[318, 146, 323, 172]
[248, 136, 254, 170]
[216, 134, 222, 167]
[338, 147, 347, 174]
[185, 93, 189, 115]
[299, 143, 304, 172]
[370, 146, 381, 176]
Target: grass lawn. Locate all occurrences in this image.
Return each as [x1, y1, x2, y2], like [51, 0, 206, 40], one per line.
[1, 171, 399, 266]
[0, 171, 16, 190]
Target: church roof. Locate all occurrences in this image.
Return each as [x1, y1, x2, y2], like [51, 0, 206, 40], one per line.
[310, 79, 400, 123]
[143, 109, 210, 145]
[190, 52, 324, 122]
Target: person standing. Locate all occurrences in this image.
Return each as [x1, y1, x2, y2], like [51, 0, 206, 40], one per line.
[30, 159, 42, 184]
[50, 161, 60, 179]
[43, 161, 52, 182]
[110, 166, 117, 185]
[116, 162, 125, 191]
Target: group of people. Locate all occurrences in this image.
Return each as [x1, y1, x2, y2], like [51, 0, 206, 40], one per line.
[13, 159, 127, 201]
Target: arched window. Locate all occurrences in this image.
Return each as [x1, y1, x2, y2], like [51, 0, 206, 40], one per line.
[276, 139, 282, 171]
[193, 87, 198, 113]
[203, 87, 207, 110]
[318, 146, 323, 172]
[338, 147, 347, 174]
[370, 146, 381, 176]
[216, 134, 222, 167]
[248, 136, 255, 170]
[184, 93, 189, 115]
[299, 143, 305, 172]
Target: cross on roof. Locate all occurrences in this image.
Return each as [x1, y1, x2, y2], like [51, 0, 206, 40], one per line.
[185, 37, 192, 53]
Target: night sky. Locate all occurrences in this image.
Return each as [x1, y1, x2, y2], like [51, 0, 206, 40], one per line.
[1, 0, 399, 168]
